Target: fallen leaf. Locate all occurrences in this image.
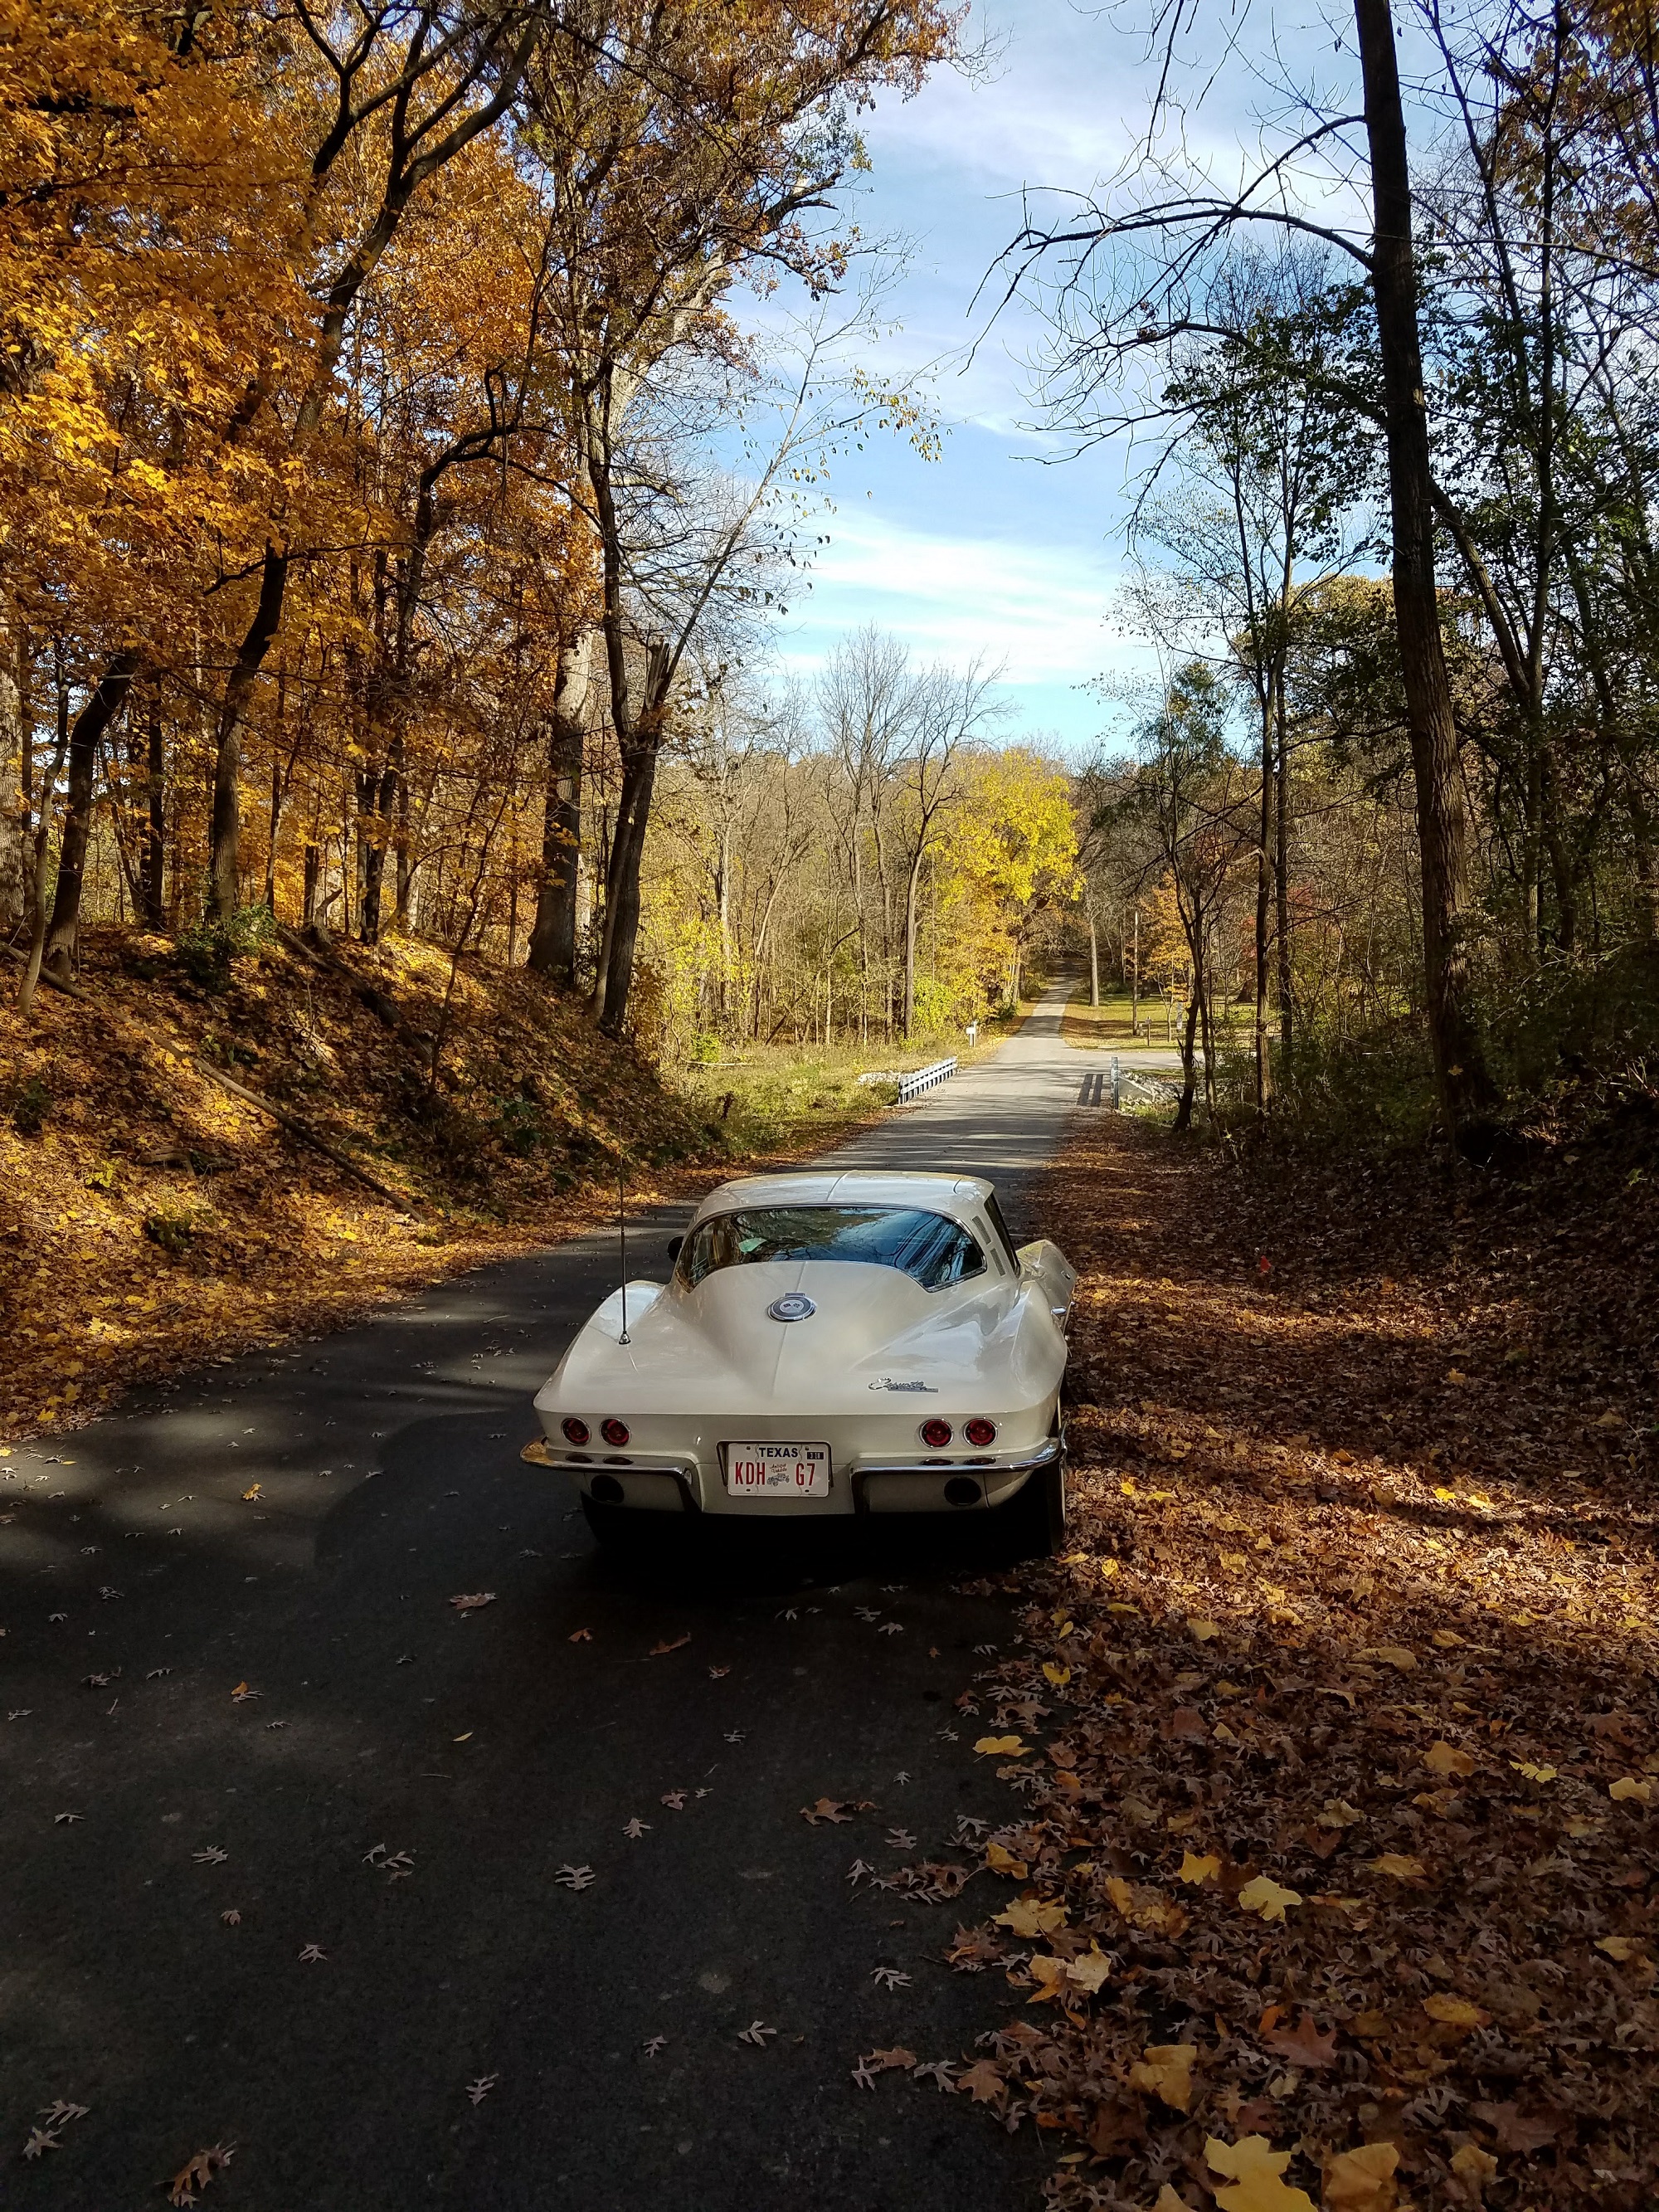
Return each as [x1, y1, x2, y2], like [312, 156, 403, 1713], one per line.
[1155, 2191, 1196, 2212]
[737, 2020, 776, 2046]
[1360, 1645, 1416, 1671]
[708, 1664, 731, 1678]
[648, 1634, 690, 1656]
[1205, 2133, 1316, 2212]
[1260, 2015, 1337, 2068]
[449, 1592, 496, 1611]
[800, 1797, 851, 1824]
[1237, 1875, 1301, 1922]
[1423, 1741, 1476, 1778]
[567, 1629, 592, 1643]
[974, 1734, 1026, 1756]
[240, 1484, 261, 1502]
[1128, 2041, 1197, 2111]
[1449, 2144, 1498, 2191]
[1609, 1776, 1654, 1805]
[1316, 1800, 1363, 1829]
[1510, 1759, 1557, 1783]
[985, 1839, 1028, 1877]
[1595, 1934, 1643, 1961]
[1422, 1993, 1488, 2029]
[230, 1681, 258, 1703]
[1365, 1854, 1426, 1880]
[622, 1817, 649, 1839]
[554, 1864, 595, 1891]
[465, 2074, 499, 2106]
[165, 2143, 236, 2207]
[1043, 1663, 1072, 1687]
[220, 1909, 241, 1926]
[298, 1942, 327, 1962]
[1178, 1850, 1222, 1885]
[1188, 1616, 1221, 1642]
[1322, 2141, 1399, 2211]
[955, 2056, 1007, 2103]
[1470, 2100, 1561, 2153]
[995, 1897, 1068, 1937]
[869, 2045, 917, 2070]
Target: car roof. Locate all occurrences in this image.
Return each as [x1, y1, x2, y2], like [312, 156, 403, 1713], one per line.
[690, 1168, 996, 1227]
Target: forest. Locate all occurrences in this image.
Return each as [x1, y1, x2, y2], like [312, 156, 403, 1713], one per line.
[3, 0, 1657, 1162]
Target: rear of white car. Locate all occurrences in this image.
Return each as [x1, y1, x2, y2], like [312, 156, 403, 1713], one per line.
[528, 1171, 1073, 1551]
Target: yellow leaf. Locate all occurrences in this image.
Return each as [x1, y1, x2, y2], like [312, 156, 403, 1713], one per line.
[1108, 1601, 1141, 1615]
[1511, 1759, 1556, 1782]
[1317, 1799, 1363, 1828]
[975, 1735, 1025, 1756]
[1042, 1663, 1072, 1688]
[1422, 1993, 1487, 2029]
[1220, 1551, 1248, 1571]
[1155, 2190, 1195, 2212]
[1204, 2135, 1316, 2212]
[995, 1898, 1068, 1937]
[1431, 1629, 1465, 1648]
[1121, 1477, 1139, 1495]
[241, 1483, 262, 1502]
[985, 1840, 1028, 1878]
[1423, 1741, 1475, 1778]
[1065, 1946, 1112, 1994]
[1178, 1850, 1221, 1885]
[1449, 2145, 1498, 2190]
[1360, 1645, 1415, 1671]
[1434, 1484, 1457, 1500]
[1128, 2041, 1197, 2111]
[1189, 1616, 1220, 1643]
[1610, 1776, 1654, 1805]
[1365, 1854, 1426, 1880]
[1237, 1875, 1301, 1922]
[1322, 2141, 1399, 2211]
[1596, 1935, 1642, 1961]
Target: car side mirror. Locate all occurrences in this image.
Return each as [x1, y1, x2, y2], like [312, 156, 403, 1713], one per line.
[667, 1235, 684, 1261]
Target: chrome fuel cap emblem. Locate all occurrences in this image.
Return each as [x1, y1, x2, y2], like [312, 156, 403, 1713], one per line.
[767, 1293, 816, 1323]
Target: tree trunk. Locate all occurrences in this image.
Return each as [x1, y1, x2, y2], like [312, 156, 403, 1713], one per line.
[1086, 889, 1099, 1007]
[41, 653, 138, 976]
[528, 636, 591, 983]
[303, 843, 321, 926]
[1172, 994, 1201, 1133]
[141, 697, 165, 929]
[207, 547, 289, 923]
[1255, 704, 1273, 1115]
[596, 738, 659, 1035]
[0, 616, 25, 929]
[902, 847, 924, 1037]
[1275, 702, 1293, 1059]
[1354, 0, 1497, 1142]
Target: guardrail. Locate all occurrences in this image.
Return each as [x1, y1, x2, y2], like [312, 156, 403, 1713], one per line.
[897, 1055, 957, 1102]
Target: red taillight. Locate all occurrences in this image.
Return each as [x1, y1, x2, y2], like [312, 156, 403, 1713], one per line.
[600, 1417, 630, 1447]
[562, 1416, 591, 1446]
[964, 1416, 997, 1448]
[920, 1417, 953, 1449]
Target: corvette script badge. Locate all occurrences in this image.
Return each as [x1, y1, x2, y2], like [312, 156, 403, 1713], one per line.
[767, 1293, 816, 1323]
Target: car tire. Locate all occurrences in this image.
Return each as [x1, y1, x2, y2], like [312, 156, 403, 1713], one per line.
[1000, 1456, 1067, 1561]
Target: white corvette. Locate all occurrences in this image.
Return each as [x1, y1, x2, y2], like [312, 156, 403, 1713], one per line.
[528, 1169, 1077, 1553]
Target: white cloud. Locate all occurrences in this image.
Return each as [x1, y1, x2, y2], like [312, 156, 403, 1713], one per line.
[777, 509, 1126, 686]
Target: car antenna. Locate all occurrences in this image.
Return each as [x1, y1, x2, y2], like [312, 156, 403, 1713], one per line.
[616, 1151, 630, 1346]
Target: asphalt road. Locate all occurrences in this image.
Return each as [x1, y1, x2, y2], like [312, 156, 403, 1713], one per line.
[2, 987, 1099, 2212]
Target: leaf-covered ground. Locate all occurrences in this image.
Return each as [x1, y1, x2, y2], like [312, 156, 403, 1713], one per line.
[879, 1108, 1658, 2210]
[0, 928, 891, 1445]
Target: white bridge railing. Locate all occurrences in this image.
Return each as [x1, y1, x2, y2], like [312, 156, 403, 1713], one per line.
[897, 1055, 957, 1102]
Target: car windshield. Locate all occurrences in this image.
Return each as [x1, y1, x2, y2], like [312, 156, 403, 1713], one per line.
[679, 1206, 984, 1293]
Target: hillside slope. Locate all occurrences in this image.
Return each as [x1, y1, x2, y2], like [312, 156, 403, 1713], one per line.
[0, 926, 741, 1441]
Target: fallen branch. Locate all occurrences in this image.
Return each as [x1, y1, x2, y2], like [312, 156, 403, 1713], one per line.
[187, 1055, 421, 1215]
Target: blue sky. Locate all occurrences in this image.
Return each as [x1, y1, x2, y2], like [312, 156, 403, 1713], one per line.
[761, 0, 1374, 754]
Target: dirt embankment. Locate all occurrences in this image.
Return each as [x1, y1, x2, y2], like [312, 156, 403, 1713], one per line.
[0, 927, 740, 1441]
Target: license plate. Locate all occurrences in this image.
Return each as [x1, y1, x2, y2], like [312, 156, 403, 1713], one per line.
[722, 1442, 831, 1497]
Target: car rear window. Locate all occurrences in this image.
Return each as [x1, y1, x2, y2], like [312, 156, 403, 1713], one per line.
[679, 1206, 985, 1292]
